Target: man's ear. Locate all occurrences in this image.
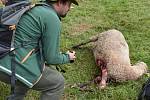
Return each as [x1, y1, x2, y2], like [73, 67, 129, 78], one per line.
[53, 0, 60, 9]
[56, 0, 61, 6]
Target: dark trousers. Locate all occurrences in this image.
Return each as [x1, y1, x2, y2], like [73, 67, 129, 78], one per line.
[0, 66, 64, 100]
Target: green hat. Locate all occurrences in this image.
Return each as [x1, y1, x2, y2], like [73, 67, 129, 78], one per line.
[48, 0, 78, 5]
[70, 0, 78, 5]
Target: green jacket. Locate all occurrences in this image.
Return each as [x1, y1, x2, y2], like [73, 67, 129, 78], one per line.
[0, 4, 70, 88]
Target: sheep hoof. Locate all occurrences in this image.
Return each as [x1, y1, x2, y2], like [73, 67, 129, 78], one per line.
[98, 80, 107, 89]
[99, 85, 106, 89]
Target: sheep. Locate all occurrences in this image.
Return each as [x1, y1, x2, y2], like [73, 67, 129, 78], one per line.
[73, 29, 148, 89]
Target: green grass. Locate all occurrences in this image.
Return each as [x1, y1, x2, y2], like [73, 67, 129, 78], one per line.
[0, 0, 150, 99]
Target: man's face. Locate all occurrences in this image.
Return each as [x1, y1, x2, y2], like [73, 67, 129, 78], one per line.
[58, 1, 72, 17]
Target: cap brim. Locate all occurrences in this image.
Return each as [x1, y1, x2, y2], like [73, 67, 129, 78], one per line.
[71, 0, 78, 5]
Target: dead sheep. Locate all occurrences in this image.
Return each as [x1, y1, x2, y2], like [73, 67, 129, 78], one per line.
[73, 29, 148, 89]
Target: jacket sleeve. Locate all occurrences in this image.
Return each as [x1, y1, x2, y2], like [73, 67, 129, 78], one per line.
[41, 11, 70, 65]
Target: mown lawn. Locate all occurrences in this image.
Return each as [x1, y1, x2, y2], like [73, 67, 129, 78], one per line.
[0, 0, 150, 100]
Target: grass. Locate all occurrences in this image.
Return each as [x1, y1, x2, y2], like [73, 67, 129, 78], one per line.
[0, 0, 150, 99]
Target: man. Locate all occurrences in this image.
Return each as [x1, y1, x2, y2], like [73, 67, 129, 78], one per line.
[0, 0, 78, 99]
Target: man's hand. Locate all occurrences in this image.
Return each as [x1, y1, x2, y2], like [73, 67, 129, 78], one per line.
[67, 50, 76, 63]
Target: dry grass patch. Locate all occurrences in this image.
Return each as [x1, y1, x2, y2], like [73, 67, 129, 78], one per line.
[70, 23, 93, 35]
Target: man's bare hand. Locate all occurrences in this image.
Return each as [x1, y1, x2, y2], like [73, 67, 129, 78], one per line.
[67, 51, 76, 62]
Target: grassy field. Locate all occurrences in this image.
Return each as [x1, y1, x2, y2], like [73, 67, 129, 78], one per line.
[0, 0, 150, 100]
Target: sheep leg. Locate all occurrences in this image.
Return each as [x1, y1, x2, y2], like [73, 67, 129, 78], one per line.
[99, 68, 107, 89]
[72, 36, 98, 49]
[95, 58, 108, 89]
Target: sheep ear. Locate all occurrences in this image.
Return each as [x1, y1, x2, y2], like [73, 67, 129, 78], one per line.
[89, 35, 98, 42]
